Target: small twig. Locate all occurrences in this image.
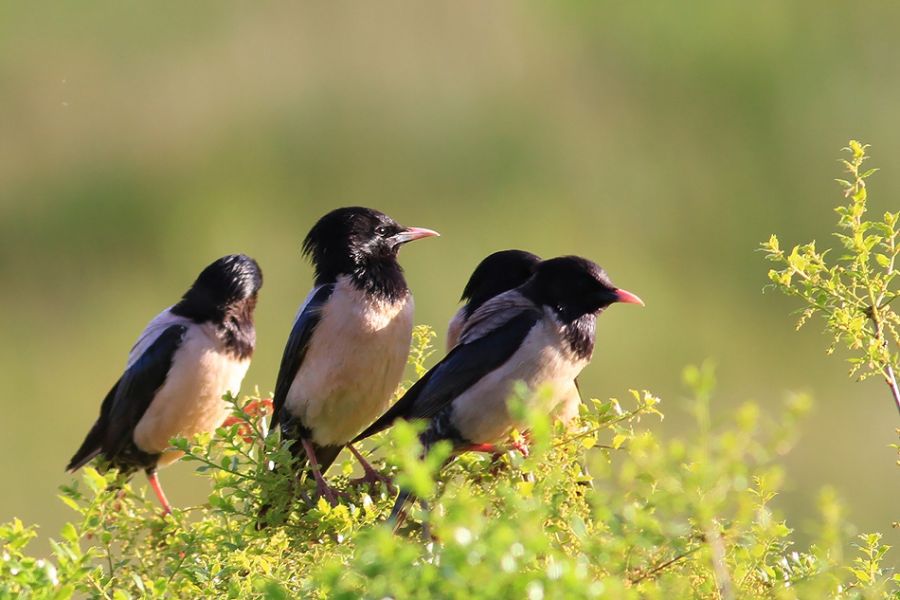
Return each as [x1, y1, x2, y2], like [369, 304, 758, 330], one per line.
[882, 363, 900, 415]
[180, 452, 256, 482]
[705, 523, 735, 600]
[629, 546, 701, 584]
[89, 577, 114, 600]
[166, 543, 190, 584]
[104, 541, 115, 579]
[553, 412, 643, 448]
[863, 303, 900, 415]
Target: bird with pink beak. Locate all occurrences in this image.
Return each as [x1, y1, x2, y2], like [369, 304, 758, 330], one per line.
[265, 207, 439, 514]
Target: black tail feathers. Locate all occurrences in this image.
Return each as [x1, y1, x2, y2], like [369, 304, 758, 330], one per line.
[66, 423, 104, 472]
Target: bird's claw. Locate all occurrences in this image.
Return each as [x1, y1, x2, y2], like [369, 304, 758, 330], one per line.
[305, 471, 346, 507]
[510, 439, 530, 458]
[312, 481, 348, 507]
[313, 487, 337, 507]
[349, 469, 395, 493]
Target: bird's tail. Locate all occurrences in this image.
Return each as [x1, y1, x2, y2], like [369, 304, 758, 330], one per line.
[387, 489, 416, 532]
[67, 382, 121, 472]
[386, 436, 459, 533]
[66, 423, 104, 472]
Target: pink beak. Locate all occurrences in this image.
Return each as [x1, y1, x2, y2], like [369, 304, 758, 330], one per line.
[394, 226, 440, 244]
[615, 288, 645, 306]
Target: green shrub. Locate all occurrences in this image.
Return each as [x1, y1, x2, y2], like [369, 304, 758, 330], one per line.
[1, 338, 895, 598]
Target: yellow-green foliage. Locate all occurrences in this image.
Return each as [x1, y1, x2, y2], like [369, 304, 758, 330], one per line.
[763, 141, 900, 390]
[1, 332, 895, 598]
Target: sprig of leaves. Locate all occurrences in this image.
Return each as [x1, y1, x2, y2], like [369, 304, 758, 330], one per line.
[762, 140, 900, 414]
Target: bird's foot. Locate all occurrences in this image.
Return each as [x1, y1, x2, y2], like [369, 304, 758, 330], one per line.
[510, 438, 530, 458]
[346, 443, 395, 492]
[349, 468, 395, 493]
[307, 474, 348, 507]
[313, 481, 341, 507]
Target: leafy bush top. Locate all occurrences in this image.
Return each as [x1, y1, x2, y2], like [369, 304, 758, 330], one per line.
[1, 334, 895, 599]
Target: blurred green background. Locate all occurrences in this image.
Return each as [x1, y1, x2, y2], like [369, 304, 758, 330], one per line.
[1, 2, 897, 557]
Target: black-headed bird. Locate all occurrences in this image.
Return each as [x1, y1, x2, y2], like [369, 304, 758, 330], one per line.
[446, 249, 582, 427]
[66, 254, 263, 514]
[445, 249, 542, 351]
[270, 207, 438, 505]
[354, 255, 643, 525]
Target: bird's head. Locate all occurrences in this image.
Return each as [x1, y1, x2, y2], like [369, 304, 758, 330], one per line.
[302, 207, 439, 284]
[174, 254, 263, 322]
[525, 256, 643, 322]
[461, 249, 542, 316]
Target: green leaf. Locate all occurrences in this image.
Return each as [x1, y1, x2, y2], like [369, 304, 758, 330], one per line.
[57, 495, 80, 513]
[82, 468, 107, 494]
[60, 522, 78, 544]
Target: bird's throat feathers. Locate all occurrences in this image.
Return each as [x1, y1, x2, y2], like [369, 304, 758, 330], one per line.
[314, 255, 409, 303]
[220, 295, 257, 359]
[561, 312, 596, 361]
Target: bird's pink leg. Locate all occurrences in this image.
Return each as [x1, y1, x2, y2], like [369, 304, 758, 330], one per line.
[347, 444, 395, 491]
[463, 443, 500, 454]
[463, 440, 529, 457]
[301, 439, 339, 506]
[147, 471, 172, 515]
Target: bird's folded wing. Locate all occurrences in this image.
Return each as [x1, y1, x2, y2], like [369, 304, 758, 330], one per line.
[125, 309, 192, 369]
[354, 309, 541, 442]
[271, 284, 335, 427]
[104, 324, 188, 457]
[457, 290, 537, 344]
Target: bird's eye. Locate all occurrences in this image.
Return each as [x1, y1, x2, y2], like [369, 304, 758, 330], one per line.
[375, 225, 388, 236]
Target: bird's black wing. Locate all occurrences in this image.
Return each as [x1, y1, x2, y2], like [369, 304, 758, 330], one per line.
[270, 284, 335, 428]
[103, 324, 189, 459]
[354, 310, 541, 442]
[67, 324, 187, 471]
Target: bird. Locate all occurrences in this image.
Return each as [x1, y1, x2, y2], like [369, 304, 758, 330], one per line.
[445, 249, 542, 351]
[354, 255, 643, 526]
[269, 206, 439, 507]
[446, 249, 582, 429]
[66, 254, 263, 514]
